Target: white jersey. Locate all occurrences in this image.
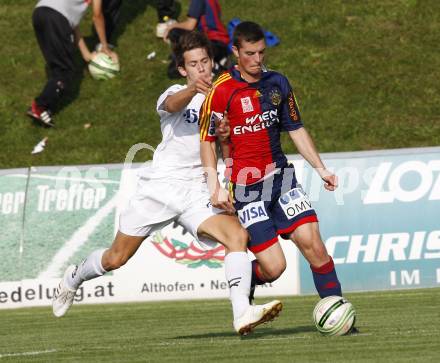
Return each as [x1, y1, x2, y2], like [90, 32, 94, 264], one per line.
[139, 84, 205, 181]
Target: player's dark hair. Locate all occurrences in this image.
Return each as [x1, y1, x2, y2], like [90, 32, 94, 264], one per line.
[233, 21, 265, 49]
[173, 31, 213, 67]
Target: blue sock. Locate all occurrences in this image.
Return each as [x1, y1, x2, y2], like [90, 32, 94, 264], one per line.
[311, 257, 342, 298]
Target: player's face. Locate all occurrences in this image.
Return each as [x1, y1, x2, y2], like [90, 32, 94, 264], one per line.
[233, 39, 266, 81]
[179, 47, 213, 84]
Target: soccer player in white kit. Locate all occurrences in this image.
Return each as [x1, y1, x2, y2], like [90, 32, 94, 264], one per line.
[53, 31, 282, 335]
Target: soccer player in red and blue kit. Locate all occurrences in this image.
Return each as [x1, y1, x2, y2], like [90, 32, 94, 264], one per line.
[200, 21, 343, 300]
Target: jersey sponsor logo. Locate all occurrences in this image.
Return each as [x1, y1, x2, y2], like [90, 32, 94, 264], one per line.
[184, 109, 198, 124]
[269, 88, 282, 106]
[288, 92, 299, 121]
[240, 96, 254, 113]
[234, 110, 279, 135]
[237, 201, 269, 228]
[278, 186, 313, 219]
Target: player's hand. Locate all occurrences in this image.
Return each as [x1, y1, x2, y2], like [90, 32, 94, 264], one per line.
[192, 77, 212, 96]
[85, 51, 97, 63]
[215, 111, 230, 143]
[211, 186, 235, 214]
[101, 48, 119, 63]
[321, 171, 338, 191]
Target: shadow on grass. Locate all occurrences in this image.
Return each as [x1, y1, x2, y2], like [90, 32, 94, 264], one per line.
[172, 325, 316, 340]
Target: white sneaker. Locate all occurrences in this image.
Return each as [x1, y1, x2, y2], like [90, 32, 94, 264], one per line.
[233, 300, 283, 336]
[52, 265, 78, 317]
[156, 18, 177, 38]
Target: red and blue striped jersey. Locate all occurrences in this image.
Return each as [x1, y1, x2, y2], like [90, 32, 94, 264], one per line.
[200, 67, 303, 185]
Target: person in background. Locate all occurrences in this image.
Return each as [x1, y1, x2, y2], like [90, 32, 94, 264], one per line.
[163, 0, 229, 78]
[155, 0, 180, 38]
[28, 0, 118, 127]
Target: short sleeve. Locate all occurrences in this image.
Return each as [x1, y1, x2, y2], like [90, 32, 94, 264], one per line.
[156, 84, 185, 117]
[187, 0, 205, 19]
[278, 76, 303, 131]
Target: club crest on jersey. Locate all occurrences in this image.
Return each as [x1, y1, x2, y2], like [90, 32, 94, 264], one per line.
[240, 97, 254, 113]
[269, 88, 282, 106]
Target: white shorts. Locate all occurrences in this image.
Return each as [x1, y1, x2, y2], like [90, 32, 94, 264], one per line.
[119, 177, 223, 241]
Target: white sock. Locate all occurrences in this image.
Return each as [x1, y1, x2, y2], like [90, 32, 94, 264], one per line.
[65, 249, 107, 290]
[224, 252, 251, 320]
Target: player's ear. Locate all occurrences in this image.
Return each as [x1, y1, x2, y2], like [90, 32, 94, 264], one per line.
[232, 45, 239, 58]
[178, 66, 187, 77]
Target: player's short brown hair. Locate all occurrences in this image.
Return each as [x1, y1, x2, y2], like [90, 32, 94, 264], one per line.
[174, 31, 213, 68]
[233, 21, 265, 49]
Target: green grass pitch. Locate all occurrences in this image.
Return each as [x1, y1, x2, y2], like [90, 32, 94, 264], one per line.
[1, 289, 439, 362]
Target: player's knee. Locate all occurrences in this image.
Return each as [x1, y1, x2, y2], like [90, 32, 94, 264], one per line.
[262, 261, 286, 282]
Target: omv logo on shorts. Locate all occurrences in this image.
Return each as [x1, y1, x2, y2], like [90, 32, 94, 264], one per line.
[238, 201, 269, 228]
[279, 187, 313, 219]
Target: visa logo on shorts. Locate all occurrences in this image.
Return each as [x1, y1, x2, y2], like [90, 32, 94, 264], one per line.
[278, 187, 313, 219]
[238, 201, 269, 228]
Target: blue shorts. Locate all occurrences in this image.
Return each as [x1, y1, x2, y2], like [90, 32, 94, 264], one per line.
[231, 164, 318, 253]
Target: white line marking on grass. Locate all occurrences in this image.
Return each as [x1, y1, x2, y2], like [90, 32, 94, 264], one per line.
[38, 195, 118, 279]
[7, 174, 119, 184]
[0, 349, 57, 358]
[157, 335, 312, 346]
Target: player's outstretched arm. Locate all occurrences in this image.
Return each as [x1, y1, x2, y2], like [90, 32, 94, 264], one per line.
[288, 128, 338, 191]
[200, 141, 234, 213]
[215, 111, 231, 160]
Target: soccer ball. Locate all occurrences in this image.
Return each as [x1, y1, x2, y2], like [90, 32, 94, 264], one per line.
[313, 296, 356, 336]
[88, 52, 120, 80]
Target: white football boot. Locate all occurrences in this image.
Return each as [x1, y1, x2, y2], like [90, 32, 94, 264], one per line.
[233, 300, 283, 336]
[52, 265, 78, 317]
